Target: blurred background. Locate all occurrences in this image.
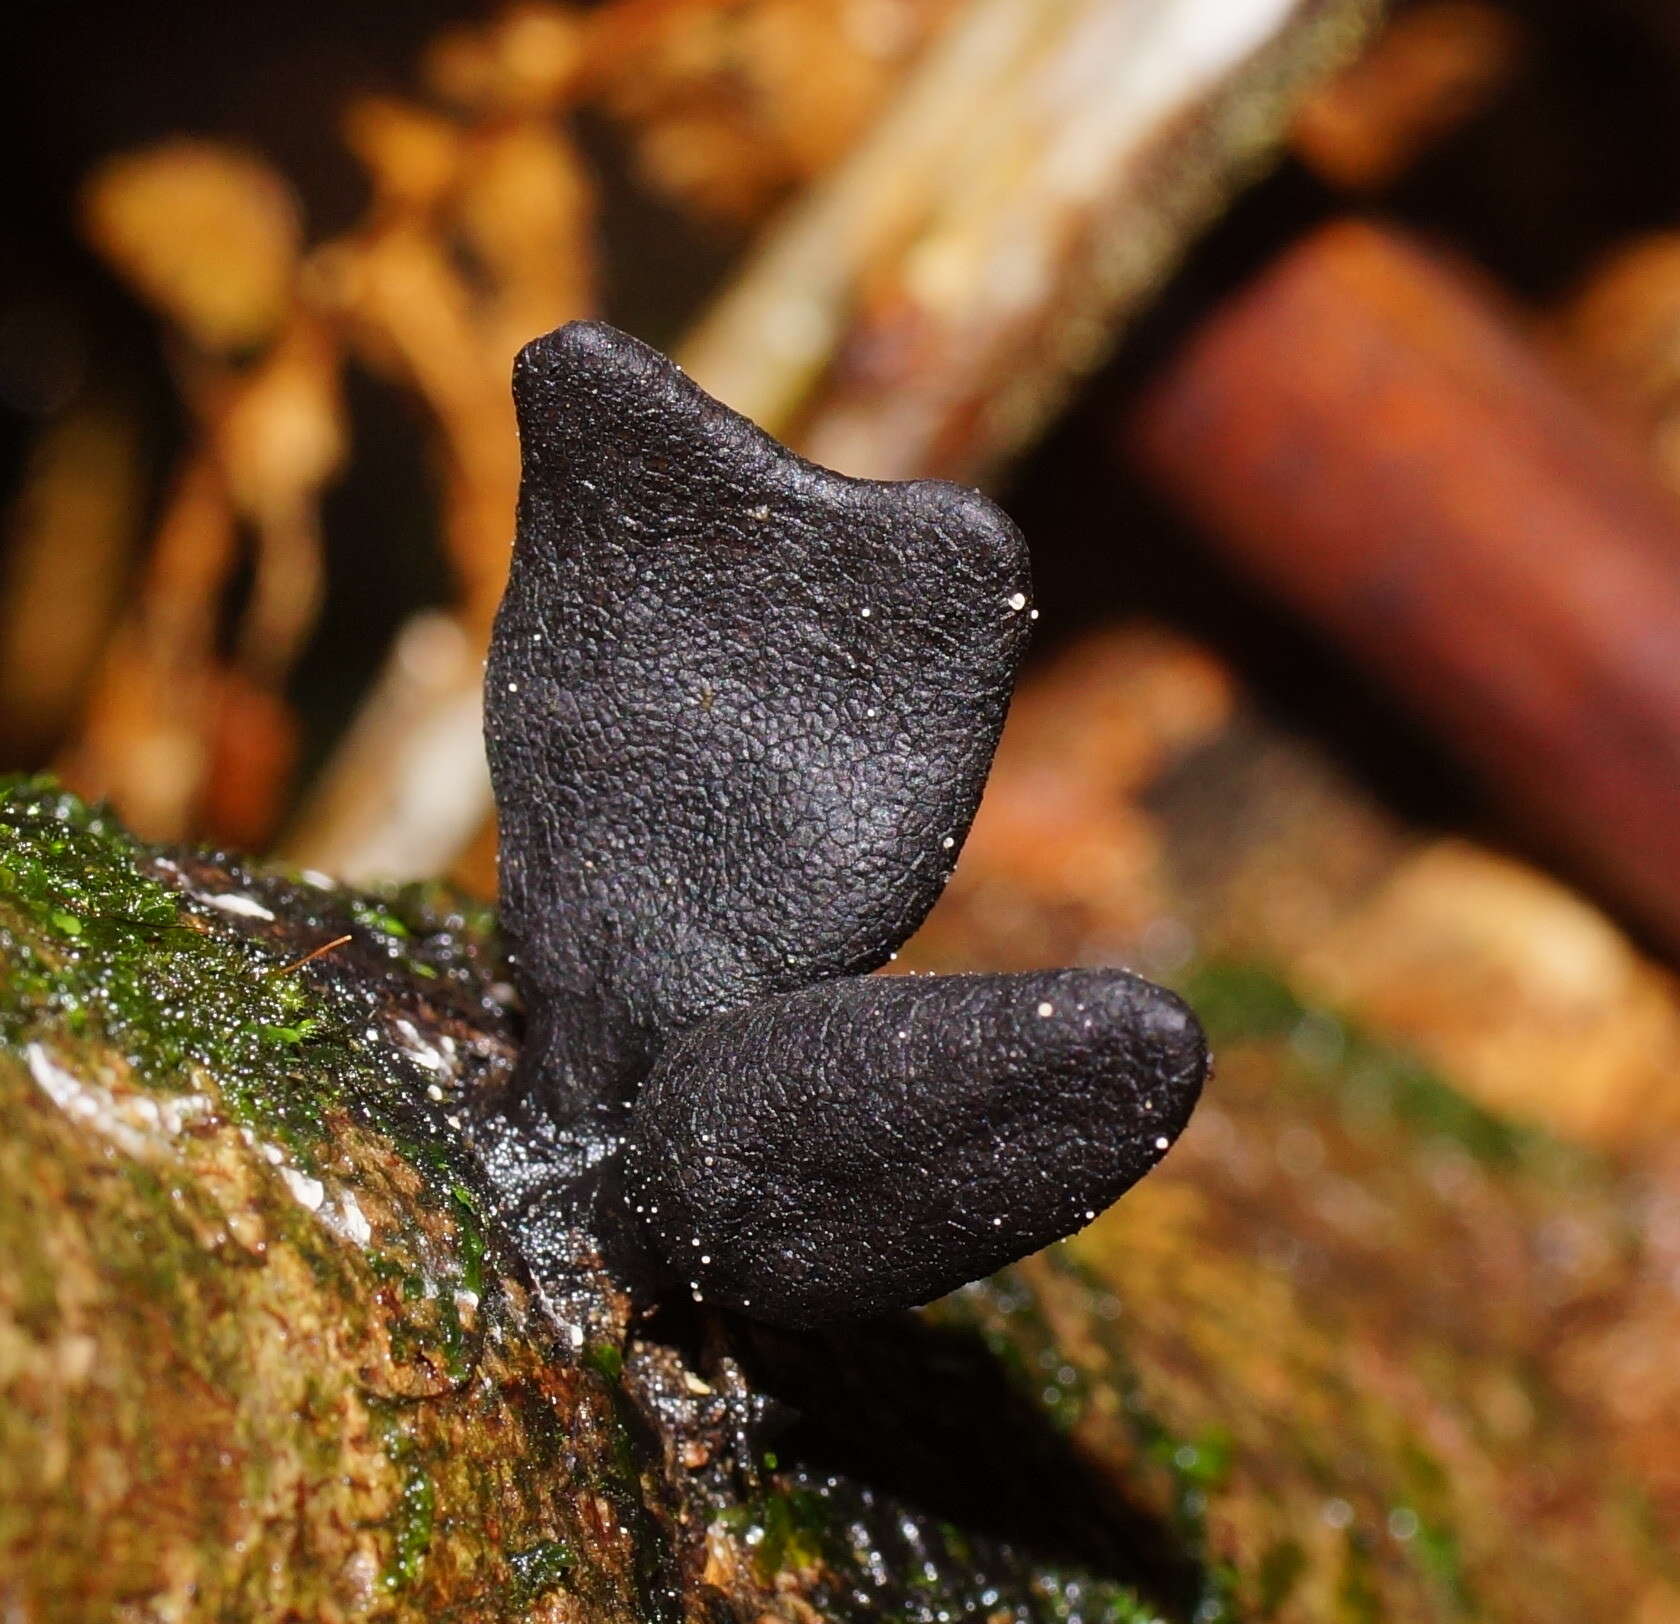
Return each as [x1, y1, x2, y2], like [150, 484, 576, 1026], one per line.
[6, 0, 1680, 1081]
[8, 1, 1680, 1610]
[7, 0, 1680, 1102]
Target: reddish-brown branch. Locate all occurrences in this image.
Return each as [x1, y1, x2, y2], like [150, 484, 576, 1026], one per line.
[1128, 218, 1680, 956]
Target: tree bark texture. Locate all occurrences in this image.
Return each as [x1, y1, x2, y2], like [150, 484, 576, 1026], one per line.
[2, 773, 1676, 1622]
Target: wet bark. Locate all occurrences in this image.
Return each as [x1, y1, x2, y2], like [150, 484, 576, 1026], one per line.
[2, 777, 1676, 1622]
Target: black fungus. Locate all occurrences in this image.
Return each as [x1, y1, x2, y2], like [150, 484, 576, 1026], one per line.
[477, 321, 1208, 1328]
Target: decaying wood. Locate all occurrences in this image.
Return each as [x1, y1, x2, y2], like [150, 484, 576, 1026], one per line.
[0, 790, 654, 1621]
[6, 663, 1680, 1618]
[1128, 218, 1680, 962]
[681, 0, 1380, 484]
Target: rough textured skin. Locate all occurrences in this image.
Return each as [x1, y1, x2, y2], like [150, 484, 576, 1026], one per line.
[480, 320, 1210, 1327]
[625, 970, 1205, 1326]
[488, 321, 1031, 1112]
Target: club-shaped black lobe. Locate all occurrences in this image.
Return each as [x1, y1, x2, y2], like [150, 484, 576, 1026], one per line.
[481, 320, 1209, 1328]
[488, 321, 1032, 1117]
[625, 969, 1206, 1328]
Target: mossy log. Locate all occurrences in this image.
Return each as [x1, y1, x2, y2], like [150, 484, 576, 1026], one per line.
[2, 779, 1676, 1621]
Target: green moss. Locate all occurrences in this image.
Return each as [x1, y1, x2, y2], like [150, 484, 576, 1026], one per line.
[508, 1539, 573, 1604]
[1114, 1376, 1239, 1622]
[1182, 961, 1588, 1177]
[584, 1341, 624, 1383]
[1255, 1538, 1305, 1615]
[943, 1257, 1243, 1623]
[377, 1416, 438, 1594]
[1157, 1427, 1233, 1496]
[0, 779, 519, 1582]
[720, 1484, 832, 1581]
[1407, 1517, 1470, 1612]
[451, 1185, 488, 1300]
[348, 899, 412, 941]
[0, 779, 371, 1142]
[1030, 1573, 1164, 1624]
[0, 778, 491, 1240]
[342, 882, 502, 988]
[719, 1471, 1163, 1624]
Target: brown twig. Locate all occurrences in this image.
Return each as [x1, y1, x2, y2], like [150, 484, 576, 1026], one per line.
[679, 0, 1379, 483]
[271, 933, 354, 976]
[1128, 218, 1680, 958]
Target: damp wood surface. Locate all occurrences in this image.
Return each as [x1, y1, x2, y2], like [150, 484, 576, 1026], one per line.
[3, 726, 1678, 1622]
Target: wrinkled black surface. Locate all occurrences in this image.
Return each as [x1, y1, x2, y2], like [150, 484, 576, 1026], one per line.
[480, 320, 1208, 1328]
[488, 321, 1030, 1113]
[625, 970, 1205, 1326]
